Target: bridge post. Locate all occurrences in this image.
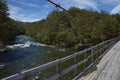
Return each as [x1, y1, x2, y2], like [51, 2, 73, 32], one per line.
[56, 59, 61, 80]
[84, 51, 87, 69]
[74, 53, 77, 76]
[108, 40, 112, 48]
[91, 49, 94, 64]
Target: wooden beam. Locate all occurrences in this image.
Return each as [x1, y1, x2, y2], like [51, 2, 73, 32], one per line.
[47, 0, 68, 12]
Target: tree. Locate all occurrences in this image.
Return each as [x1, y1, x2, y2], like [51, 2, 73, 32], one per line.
[0, 0, 9, 23]
[0, 0, 25, 45]
[25, 7, 120, 50]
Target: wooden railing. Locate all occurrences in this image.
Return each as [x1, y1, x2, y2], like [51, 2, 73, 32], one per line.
[2, 36, 120, 80]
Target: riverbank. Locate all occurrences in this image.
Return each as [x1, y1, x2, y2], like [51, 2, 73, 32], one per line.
[0, 44, 6, 52]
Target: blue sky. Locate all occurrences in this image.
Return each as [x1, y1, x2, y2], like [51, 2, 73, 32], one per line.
[7, 0, 120, 22]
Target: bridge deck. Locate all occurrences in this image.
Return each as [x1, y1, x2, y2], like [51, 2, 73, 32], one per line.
[79, 41, 120, 80]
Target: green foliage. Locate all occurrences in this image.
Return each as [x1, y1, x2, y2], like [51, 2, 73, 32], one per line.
[0, 0, 9, 23]
[0, 0, 25, 45]
[25, 7, 120, 50]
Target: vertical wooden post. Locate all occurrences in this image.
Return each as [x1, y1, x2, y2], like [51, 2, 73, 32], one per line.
[100, 45, 101, 55]
[74, 53, 77, 76]
[91, 49, 94, 64]
[95, 47, 97, 60]
[102, 44, 104, 54]
[56, 59, 61, 80]
[98, 45, 100, 58]
[112, 40, 115, 46]
[108, 41, 111, 48]
[103, 43, 105, 53]
[96, 46, 99, 58]
[84, 51, 87, 69]
[110, 40, 113, 48]
[99, 45, 102, 57]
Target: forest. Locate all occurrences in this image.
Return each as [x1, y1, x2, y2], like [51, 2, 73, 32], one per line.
[0, 0, 25, 47]
[0, 0, 120, 50]
[25, 8, 120, 50]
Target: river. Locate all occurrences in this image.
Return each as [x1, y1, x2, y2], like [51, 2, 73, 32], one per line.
[0, 35, 75, 79]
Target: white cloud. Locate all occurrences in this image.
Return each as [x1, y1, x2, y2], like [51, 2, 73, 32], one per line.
[52, 0, 99, 10]
[100, 0, 111, 3]
[110, 4, 120, 14]
[100, 0, 120, 4]
[8, 5, 41, 22]
[74, 0, 99, 10]
[17, 15, 41, 22]
[43, 4, 52, 9]
[8, 5, 21, 18]
[11, 0, 39, 8]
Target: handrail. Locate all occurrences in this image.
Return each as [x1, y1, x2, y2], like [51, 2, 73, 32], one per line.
[2, 36, 120, 80]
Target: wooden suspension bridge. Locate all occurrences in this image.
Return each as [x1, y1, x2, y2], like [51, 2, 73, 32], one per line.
[2, 0, 120, 80]
[2, 36, 120, 80]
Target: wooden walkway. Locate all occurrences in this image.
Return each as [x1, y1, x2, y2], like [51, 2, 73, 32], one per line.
[79, 41, 120, 80]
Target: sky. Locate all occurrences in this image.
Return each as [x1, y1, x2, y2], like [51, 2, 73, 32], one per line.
[7, 0, 120, 22]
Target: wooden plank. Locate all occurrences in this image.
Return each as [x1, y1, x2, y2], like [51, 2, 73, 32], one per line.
[74, 53, 77, 76]
[79, 41, 120, 80]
